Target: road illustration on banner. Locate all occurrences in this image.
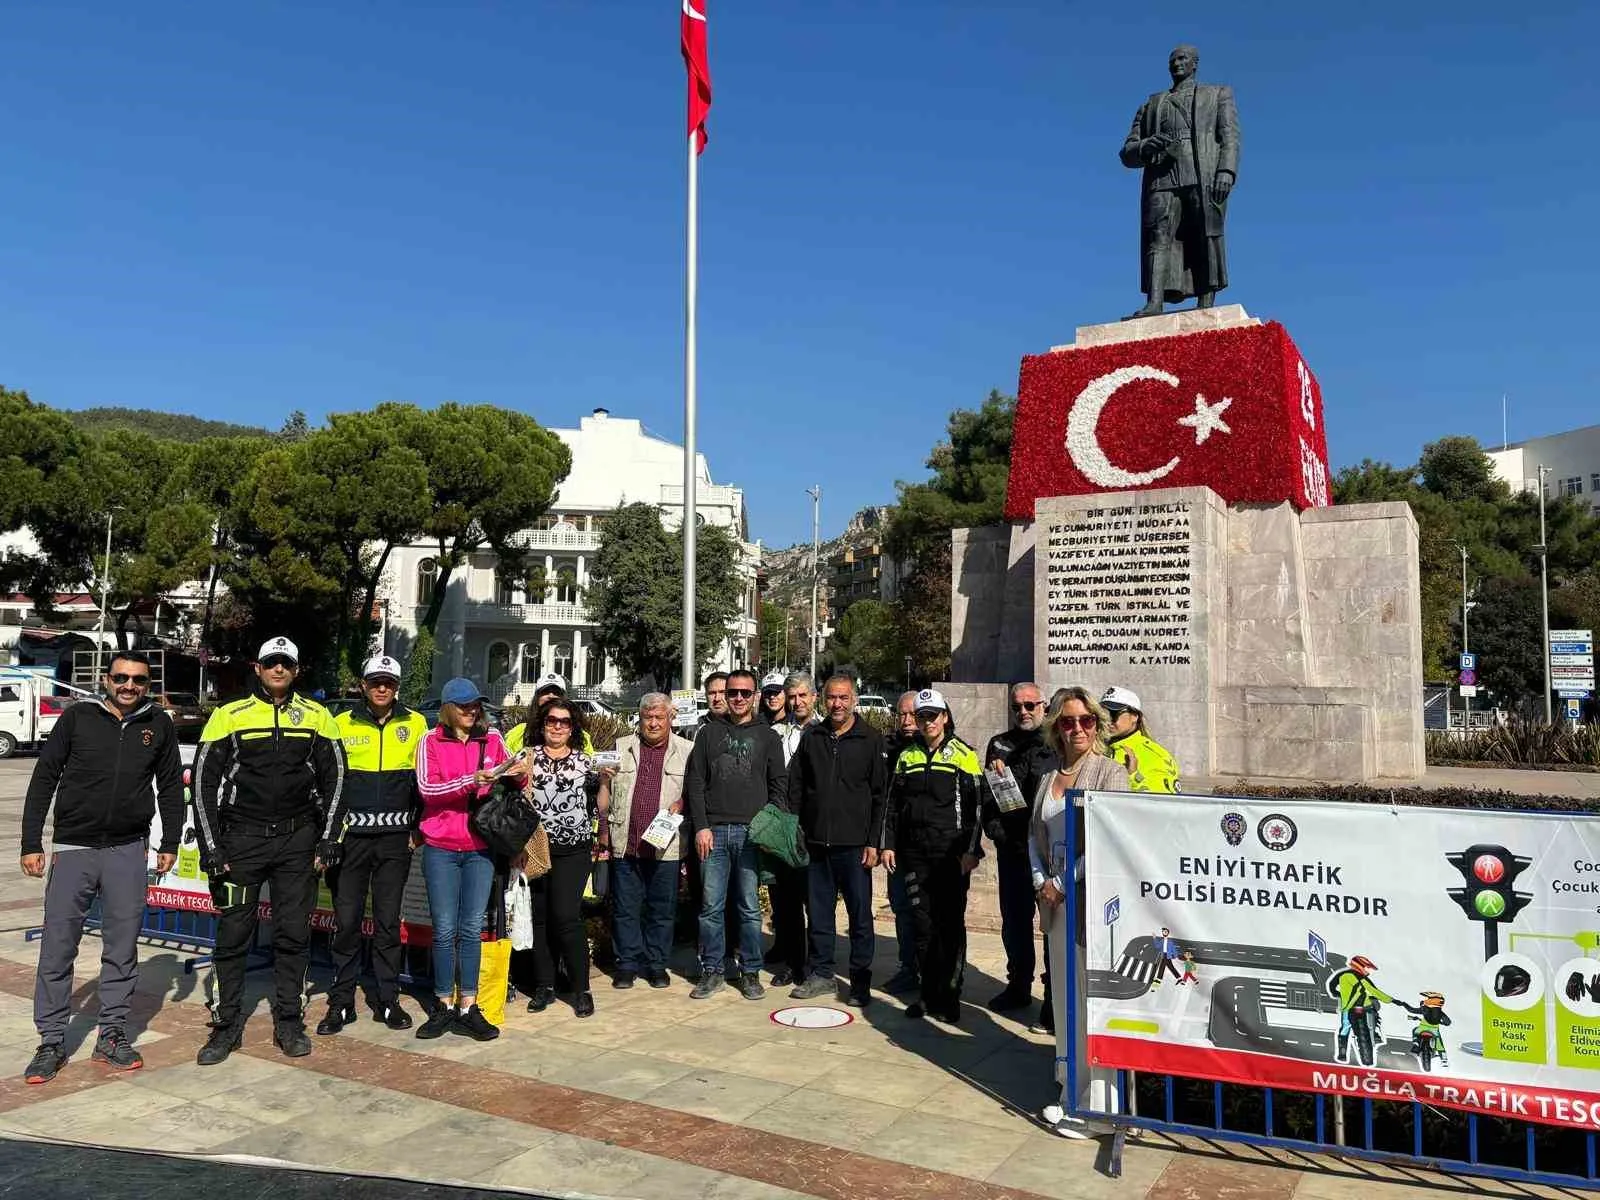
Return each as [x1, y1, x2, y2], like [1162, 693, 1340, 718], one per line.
[1083, 793, 1600, 1130]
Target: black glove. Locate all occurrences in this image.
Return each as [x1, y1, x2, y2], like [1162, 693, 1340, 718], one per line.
[315, 840, 344, 868]
[984, 820, 1007, 848]
[200, 851, 229, 878]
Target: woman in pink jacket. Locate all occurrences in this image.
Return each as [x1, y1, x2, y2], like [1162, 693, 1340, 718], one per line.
[413, 677, 525, 1041]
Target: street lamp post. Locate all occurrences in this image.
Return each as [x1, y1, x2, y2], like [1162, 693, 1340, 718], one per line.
[93, 508, 118, 672]
[905, 655, 912, 692]
[807, 485, 821, 679]
[1459, 544, 1471, 727]
[1537, 464, 1553, 723]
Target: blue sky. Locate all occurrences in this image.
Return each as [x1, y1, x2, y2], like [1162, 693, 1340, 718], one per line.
[3, 2, 1597, 548]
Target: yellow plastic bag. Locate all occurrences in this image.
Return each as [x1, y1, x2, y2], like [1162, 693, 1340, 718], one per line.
[477, 937, 512, 1026]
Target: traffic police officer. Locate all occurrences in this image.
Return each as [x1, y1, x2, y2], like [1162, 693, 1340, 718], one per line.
[193, 636, 346, 1065]
[1100, 687, 1181, 793]
[319, 654, 428, 1035]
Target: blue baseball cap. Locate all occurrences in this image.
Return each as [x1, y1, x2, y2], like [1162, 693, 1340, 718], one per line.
[440, 677, 487, 705]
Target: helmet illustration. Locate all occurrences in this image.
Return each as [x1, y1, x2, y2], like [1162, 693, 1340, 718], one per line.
[1349, 955, 1376, 975]
[1419, 991, 1445, 1008]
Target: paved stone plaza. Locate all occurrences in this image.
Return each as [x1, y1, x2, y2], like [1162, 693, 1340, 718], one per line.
[0, 760, 1578, 1199]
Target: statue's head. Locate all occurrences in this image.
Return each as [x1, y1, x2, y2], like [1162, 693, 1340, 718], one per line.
[1168, 45, 1199, 84]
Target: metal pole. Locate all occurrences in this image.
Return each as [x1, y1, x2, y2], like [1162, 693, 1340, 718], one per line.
[681, 129, 699, 692]
[807, 485, 821, 679]
[1460, 545, 1470, 727]
[94, 510, 115, 671]
[1538, 464, 1552, 723]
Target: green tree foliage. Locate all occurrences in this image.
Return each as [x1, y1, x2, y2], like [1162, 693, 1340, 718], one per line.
[402, 628, 436, 706]
[826, 599, 902, 688]
[1335, 436, 1600, 711]
[885, 389, 1015, 684]
[585, 502, 744, 689]
[65, 407, 268, 443]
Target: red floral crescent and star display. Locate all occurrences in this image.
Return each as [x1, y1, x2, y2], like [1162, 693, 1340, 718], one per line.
[1004, 321, 1331, 520]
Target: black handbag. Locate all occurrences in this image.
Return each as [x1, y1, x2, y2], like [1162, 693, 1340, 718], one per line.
[468, 742, 540, 858]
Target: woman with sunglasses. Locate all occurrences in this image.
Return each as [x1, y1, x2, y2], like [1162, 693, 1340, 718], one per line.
[881, 688, 983, 1023]
[414, 677, 524, 1041]
[522, 699, 610, 1017]
[1031, 686, 1129, 1139]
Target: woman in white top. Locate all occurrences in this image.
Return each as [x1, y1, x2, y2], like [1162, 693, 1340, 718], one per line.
[1028, 685, 1130, 1138]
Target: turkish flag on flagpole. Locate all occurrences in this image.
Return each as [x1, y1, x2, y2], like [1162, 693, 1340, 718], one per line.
[682, 0, 711, 152]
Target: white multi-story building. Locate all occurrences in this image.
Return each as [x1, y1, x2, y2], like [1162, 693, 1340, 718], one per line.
[1487, 423, 1600, 515]
[383, 408, 761, 703]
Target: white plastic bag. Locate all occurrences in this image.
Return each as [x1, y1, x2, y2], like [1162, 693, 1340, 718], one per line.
[507, 874, 534, 951]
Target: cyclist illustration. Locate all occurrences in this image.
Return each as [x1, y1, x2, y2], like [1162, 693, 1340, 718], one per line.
[1402, 991, 1451, 1071]
[1330, 954, 1393, 1066]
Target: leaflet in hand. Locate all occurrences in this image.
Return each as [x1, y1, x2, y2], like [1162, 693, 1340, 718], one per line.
[487, 750, 527, 780]
[641, 811, 683, 852]
[985, 765, 1028, 814]
[590, 750, 622, 769]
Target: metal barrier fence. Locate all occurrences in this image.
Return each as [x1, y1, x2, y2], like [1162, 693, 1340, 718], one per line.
[1057, 793, 1600, 1192]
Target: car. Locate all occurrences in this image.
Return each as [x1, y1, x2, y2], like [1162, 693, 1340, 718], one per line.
[156, 692, 208, 740]
[856, 694, 890, 714]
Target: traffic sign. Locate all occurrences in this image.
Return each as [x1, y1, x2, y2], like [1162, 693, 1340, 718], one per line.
[1460, 685, 1479, 697]
[1307, 930, 1327, 967]
[1550, 629, 1593, 641]
[1551, 654, 1595, 667]
[1459, 669, 1477, 686]
[1103, 895, 1120, 927]
[1552, 642, 1593, 655]
[1567, 699, 1583, 721]
[1557, 689, 1593, 700]
[1459, 652, 1477, 671]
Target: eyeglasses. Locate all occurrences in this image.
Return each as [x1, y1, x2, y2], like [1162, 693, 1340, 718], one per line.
[1057, 714, 1100, 732]
[1011, 700, 1042, 712]
[260, 657, 295, 670]
[915, 709, 945, 720]
[726, 688, 755, 699]
[108, 673, 150, 685]
[543, 716, 573, 728]
[366, 678, 398, 689]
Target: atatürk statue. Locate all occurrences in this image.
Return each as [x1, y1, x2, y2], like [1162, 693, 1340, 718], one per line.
[1119, 45, 1239, 318]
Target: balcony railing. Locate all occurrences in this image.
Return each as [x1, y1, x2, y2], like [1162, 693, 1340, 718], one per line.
[462, 600, 591, 625]
[659, 483, 741, 509]
[505, 528, 601, 552]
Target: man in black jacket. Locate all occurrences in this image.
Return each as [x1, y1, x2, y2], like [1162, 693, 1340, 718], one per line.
[980, 681, 1058, 1014]
[20, 651, 183, 1084]
[684, 669, 786, 1001]
[785, 676, 886, 1007]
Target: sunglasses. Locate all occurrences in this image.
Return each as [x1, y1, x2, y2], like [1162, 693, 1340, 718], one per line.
[366, 678, 398, 689]
[1057, 714, 1100, 732]
[108, 673, 150, 685]
[1102, 705, 1129, 717]
[1011, 700, 1042, 712]
[726, 688, 755, 699]
[544, 716, 573, 728]
[915, 709, 945, 720]
[260, 657, 295, 670]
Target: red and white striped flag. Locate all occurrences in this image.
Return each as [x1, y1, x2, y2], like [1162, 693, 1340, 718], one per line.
[681, 0, 711, 152]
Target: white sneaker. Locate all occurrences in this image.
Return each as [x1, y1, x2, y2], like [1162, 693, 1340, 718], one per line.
[1039, 1105, 1092, 1140]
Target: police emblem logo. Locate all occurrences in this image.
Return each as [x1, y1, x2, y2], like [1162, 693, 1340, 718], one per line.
[1257, 813, 1298, 852]
[1220, 812, 1246, 847]
[396, 725, 410, 743]
[287, 707, 305, 726]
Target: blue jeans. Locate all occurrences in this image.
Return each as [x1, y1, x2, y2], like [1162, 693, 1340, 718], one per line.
[887, 866, 918, 978]
[612, 856, 679, 974]
[421, 845, 496, 998]
[698, 824, 763, 975]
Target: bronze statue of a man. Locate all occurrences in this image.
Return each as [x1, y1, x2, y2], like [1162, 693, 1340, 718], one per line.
[1119, 45, 1239, 318]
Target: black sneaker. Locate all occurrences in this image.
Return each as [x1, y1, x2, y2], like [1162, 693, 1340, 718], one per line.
[689, 974, 725, 1000]
[91, 1028, 143, 1071]
[378, 1002, 413, 1030]
[647, 970, 671, 989]
[845, 988, 872, 1009]
[738, 973, 766, 1001]
[316, 1005, 356, 1036]
[1030, 1003, 1055, 1036]
[987, 986, 1032, 1013]
[526, 987, 555, 1013]
[454, 1004, 499, 1042]
[769, 967, 796, 987]
[884, 968, 920, 995]
[905, 1002, 926, 1020]
[416, 1003, 457, 1040]
[196, 1022, 243, 1067]
[24, 1042, 67, 1084]
[930, 1004, 962, 1025]
[789, 975, 836, 1001]
[273, 1020, 312, 1058]
[612, 971, 637, 990]
[574, 992, 595, 1018]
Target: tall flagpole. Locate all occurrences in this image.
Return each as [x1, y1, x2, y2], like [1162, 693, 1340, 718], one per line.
[682, 127, 699, 691]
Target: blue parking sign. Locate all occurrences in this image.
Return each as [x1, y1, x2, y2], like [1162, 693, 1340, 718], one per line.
[1459, 652, 1476, 671]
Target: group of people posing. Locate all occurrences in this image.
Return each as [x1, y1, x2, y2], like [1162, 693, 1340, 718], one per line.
[17, 637, 1179, 1106]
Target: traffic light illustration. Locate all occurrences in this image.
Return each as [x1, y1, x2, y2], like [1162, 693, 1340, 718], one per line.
[1446, 844, 1532, 960]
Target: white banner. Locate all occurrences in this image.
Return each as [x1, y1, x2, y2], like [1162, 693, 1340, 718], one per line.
[1083, 792, 1600, 1129]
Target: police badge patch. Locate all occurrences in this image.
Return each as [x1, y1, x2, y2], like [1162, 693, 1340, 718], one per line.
[287, 707, 305, 726]
[1220, 811, 1246, 847]
[396, 725, 410, 743]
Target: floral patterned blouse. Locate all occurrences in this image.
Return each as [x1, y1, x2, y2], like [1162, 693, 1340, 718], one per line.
[528, 746, 596, 849]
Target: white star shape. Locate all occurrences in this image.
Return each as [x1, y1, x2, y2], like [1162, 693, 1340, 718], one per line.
[1177, 393, 1233, 445]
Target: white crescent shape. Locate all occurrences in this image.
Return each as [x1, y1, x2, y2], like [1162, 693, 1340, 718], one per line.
[683, 1, 706, 20]
[1064, 365, 1182, 487]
